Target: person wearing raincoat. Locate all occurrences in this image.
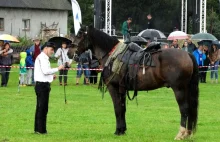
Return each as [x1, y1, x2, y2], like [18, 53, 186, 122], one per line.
[20, 52, 27, 86]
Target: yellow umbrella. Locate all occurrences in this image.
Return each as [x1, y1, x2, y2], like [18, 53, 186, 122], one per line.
[0, 34, 20, 43]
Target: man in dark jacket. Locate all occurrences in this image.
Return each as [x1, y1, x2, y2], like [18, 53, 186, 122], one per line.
[146, 14, 153, 29]
[187, 38, 197, 52]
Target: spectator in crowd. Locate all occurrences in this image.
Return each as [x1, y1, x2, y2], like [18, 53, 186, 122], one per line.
[75, 49, 92, 85]
[0, 40, 13, 54]
[89, 55, 99, 84]
[26, 49, 34, 86]
[0, 40, 4, 49]
[29, 36, 42, 85]
[20, 52, 27, 86]
[209, 41, 220, 83]
[202, 45, 210, 83]
[146, 14, 154, 29]
[145, 38, 152, 48]
[121, 17, 132, 43]
[0, 43, 13, 87]
[187, 37, 197, 52]
[170, 39, 180, 49]
[54, 41, 72, 86]
[182, 41, 188, 52]
[193, 41, 206, 83]
[161, 42, 169, 49]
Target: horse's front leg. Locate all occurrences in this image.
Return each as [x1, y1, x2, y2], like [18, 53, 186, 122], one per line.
[108, 84, 127, 135]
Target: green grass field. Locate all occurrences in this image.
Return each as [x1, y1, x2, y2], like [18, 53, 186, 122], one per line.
[0, 64, 220, 142]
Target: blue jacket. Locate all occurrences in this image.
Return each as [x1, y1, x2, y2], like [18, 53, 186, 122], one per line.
[26, 49, 34, 67]
[193, 49, 206, 66]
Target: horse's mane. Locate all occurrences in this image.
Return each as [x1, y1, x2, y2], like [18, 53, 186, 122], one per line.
[88, 26, 119, 52]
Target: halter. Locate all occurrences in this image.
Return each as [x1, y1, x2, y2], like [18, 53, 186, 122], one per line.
[76, 26, 111, 62]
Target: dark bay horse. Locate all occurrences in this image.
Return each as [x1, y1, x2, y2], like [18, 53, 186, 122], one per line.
[68, 25, 199, 140]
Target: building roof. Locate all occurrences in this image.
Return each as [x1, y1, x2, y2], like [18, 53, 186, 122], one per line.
[0, 0, 72, 11]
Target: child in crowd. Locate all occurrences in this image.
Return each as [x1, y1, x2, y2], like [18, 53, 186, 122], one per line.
[25, 49, 34, 86]
[20, 52, 27, 86]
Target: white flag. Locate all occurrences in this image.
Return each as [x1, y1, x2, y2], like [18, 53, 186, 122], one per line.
[71, 0, 82, 35]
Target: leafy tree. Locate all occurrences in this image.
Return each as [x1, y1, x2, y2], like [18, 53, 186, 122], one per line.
[207, 9, 220, 39]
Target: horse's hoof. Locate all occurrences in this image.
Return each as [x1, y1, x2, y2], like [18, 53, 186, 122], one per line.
[114, 132, 125, 136]
[174, 126, 186, 140]
[114, 129, 126, 136]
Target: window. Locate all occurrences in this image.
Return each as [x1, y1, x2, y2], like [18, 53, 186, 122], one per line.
[0, 18, 4, 31]
[22, 19, 30, 30]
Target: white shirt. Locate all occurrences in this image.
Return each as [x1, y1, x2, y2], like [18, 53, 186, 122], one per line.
[34, 52, 58, 83]
[54, 48, 72, 66]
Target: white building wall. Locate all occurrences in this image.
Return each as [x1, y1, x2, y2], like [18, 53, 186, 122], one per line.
[0, 8, 68, 39]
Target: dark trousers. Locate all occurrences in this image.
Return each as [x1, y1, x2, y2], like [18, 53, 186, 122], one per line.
[1, 67, 11, 86]
[34, 82, 51, 133]
[202, 67, 208, 82]
[89, 70, 98, 84]
[59, 69, 68, 84]
[32, 69, 35, 84]
[199, 66, 205, 83]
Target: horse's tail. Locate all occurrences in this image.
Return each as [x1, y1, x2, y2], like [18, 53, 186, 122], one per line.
[188, 53, 199, 132]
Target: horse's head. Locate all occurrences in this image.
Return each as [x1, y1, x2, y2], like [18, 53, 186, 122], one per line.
[71, 25, 91, 56]
[67, 25, 90, 59]
[67, 43, 78, 59]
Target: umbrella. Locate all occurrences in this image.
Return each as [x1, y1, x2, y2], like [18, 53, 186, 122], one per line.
[167, 31, 188, 40]
[130, 36, 147, 43]
[212, 40, 220, 48]
[0, 34, 20, 43]
[191, 33, 218, 41]
[138, 29, 166, 41]
[48, 37, 72, 50]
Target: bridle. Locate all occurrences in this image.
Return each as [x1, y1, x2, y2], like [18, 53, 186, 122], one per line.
[75, 27, 110, 63]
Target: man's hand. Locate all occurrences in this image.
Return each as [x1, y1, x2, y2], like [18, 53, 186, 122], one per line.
[58, 65, 64, 70]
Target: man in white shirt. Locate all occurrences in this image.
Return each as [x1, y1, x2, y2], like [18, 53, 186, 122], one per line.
[34, 42, 64, 134]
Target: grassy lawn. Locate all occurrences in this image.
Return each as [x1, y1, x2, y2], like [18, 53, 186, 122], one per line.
[0, 64, 220, 142]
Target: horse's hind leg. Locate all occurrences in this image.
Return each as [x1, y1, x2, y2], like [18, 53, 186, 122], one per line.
[108, 84, 127, 135]
[173, 87, 189, 140]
